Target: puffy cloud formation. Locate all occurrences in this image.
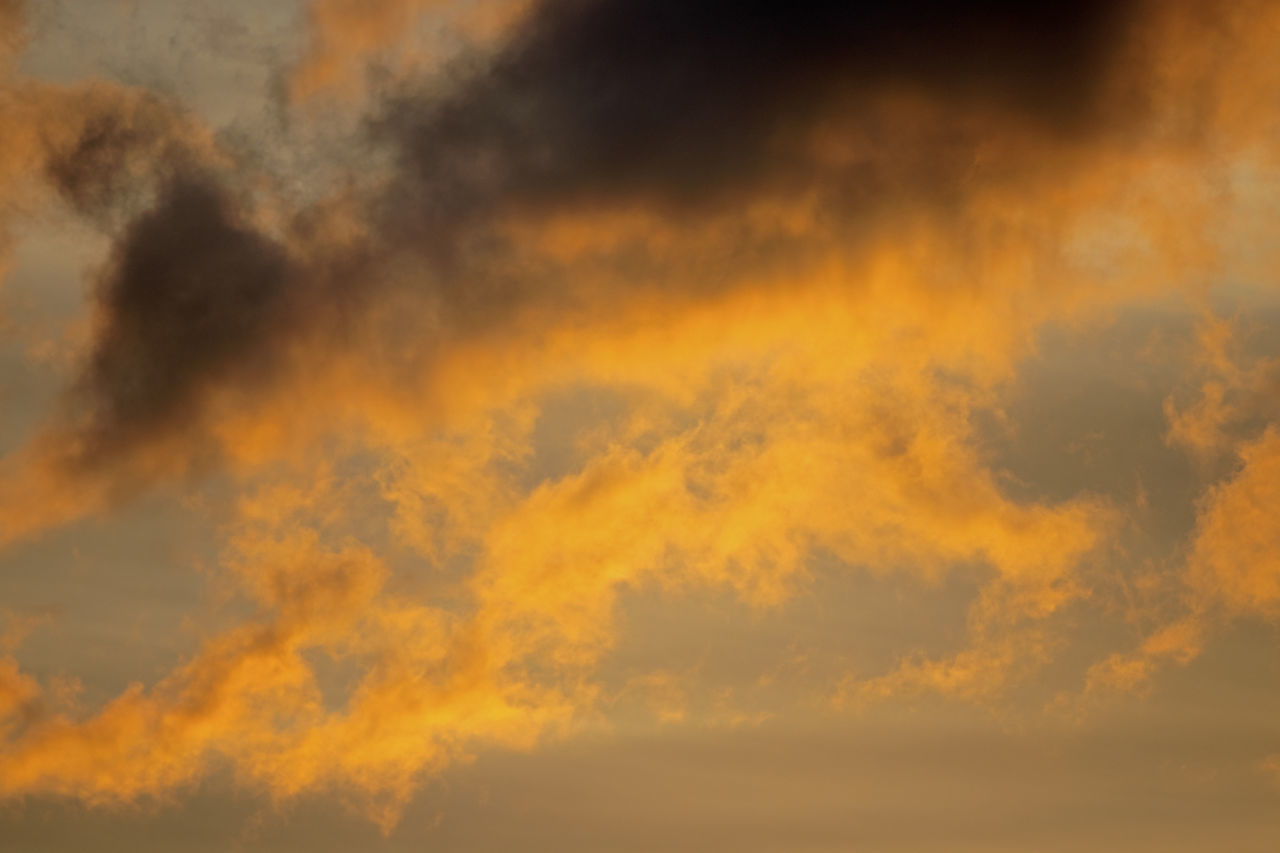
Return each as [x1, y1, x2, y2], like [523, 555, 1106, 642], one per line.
[1, 0, 1280, 830]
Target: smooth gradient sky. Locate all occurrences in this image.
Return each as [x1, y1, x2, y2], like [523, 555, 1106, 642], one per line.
[2, 1, 1280, 851]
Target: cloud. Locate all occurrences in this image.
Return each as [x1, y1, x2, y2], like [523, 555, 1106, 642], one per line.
[290, 0, 528, 102]
[0, 258, 1120, 820]
[0, 0, 24, 74]
[73, 176, 298, 462]
[0, 657, 41, 739]
[1163, 314, 1280, 461]
[0, 75, 232, 540]
[1082, 617, 1205, 696]
[0, 479, 576, 830]
[1187, 428, 1280, 617]
[292, 0, 445, 102]
[369, 0, 1155, 293]
[1074, 313, 1280, 703]
[1072, 429, 1280, 703]
[3, 0, 1280, 828]
[1, 0, 1233, 498]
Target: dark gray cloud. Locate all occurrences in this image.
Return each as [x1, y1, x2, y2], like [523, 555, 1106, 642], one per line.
[40, 0, 1150, 468]
[35, 95, 355, 467]
[74, 175, 297, 461]
[381, 0, 1142, 224]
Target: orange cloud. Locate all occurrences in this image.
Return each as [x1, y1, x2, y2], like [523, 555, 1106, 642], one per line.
[0, 480, 577, 830]
[1164, 314, 1279, 461]
[1083, 617, 1205, 696]
[1186, 428, 1280, 617]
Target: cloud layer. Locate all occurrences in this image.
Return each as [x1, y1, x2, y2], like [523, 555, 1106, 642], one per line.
[2, 0, 1280, 830]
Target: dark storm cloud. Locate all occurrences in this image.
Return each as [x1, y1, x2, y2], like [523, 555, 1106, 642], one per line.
[32, 88, 370, 465]
[50, 0, 1148, 465]
[73, 175, 298, 460]
[381, 0, 1142, 223]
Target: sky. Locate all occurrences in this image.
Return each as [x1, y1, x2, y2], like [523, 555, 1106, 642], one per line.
[2, 1, 1280, 850]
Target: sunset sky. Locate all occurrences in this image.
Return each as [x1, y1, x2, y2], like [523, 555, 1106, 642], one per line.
[2, 1, 1280, 850]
